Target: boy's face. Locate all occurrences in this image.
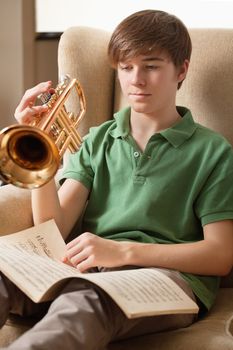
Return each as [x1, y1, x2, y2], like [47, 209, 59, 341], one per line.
[117, 51, 188, 116]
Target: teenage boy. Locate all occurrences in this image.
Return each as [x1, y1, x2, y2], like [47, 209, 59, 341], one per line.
[1, 9, 233, 350]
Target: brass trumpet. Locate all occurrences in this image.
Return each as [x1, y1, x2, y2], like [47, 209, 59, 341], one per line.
[0, 76, 86, 189]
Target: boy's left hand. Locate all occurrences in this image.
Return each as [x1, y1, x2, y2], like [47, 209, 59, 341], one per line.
[62, 232, 130, 272]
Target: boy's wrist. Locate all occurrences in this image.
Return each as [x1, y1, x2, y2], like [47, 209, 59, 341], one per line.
[119, 241, 147, 266]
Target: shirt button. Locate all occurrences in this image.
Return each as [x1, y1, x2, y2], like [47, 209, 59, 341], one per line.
[133, 151, 140, 158]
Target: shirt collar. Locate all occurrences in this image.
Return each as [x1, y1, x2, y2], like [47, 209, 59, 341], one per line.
[110, 107, 131, 139]
[160, 107, 198, 148]
[110, 106, 197, 148]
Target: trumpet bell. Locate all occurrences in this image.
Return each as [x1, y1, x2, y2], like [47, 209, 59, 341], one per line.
[0, 124, 60, 188]
[0, 76, 86, 188]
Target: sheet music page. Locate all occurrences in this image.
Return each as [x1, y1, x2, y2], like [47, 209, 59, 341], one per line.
[83, 268, 199, 318]
[0, 220, 65, 260]
[0, 242, 81, 301]
[0, 220, 79, 301]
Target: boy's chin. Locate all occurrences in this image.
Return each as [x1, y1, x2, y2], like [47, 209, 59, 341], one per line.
[130, 105, 153, 114]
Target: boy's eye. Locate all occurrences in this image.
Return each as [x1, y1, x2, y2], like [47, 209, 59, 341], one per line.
[119, 65, 132, 71]
[145, 65, 159, 70]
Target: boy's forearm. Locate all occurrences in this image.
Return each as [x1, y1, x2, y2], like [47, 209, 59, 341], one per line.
[31, 179, 63, 233]
[124, 240, 232, 276]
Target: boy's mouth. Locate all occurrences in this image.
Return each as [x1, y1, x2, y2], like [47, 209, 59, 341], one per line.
[129, 92, 151, 99]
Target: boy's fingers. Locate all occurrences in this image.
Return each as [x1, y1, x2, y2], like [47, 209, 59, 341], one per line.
[16, 81, 52, 113]
[15, 105, 48, 124]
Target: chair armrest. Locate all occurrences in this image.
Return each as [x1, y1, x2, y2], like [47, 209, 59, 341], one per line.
[0, 185, 32, 236]
[0, 168, 63, 237]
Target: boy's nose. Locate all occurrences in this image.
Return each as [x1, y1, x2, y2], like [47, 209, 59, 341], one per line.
[130, 70, 146, 86]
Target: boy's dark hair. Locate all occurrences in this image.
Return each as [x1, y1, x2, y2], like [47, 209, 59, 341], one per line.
[108, 9, 192, 89]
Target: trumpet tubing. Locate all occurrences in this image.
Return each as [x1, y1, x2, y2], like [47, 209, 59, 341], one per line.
[0, 77, 86, 188]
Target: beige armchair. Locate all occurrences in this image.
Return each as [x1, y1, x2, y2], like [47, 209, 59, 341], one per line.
[0, 26, 233, 349]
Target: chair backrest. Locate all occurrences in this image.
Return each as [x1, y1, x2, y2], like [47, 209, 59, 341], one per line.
[58, 26, 113, 137]
[58, 26, 233, 286]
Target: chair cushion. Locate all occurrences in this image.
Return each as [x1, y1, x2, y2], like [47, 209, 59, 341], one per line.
[0, 315, 36, 347]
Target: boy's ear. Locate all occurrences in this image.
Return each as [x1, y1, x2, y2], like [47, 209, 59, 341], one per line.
[177, 59, 189, 83]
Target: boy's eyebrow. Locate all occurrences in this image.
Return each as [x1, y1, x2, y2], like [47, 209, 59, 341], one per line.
[142, 57, 165, 62]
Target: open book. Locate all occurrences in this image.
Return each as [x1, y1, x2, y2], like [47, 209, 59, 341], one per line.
[0, 220, 199, 319]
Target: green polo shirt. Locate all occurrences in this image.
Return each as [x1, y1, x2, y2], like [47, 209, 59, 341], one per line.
[61, 106, 233, 311]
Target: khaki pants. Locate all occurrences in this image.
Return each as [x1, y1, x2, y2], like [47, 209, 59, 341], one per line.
[0, 268, 197, 350]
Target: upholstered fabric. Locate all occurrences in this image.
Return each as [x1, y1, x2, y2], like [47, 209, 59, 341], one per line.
[58, 26, 114, 136]
[177, 29, 233, 147]
[0, 26, 232, 349]
[0, 185, 32, 235]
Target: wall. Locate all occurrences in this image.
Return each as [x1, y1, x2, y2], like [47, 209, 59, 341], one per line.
[35, 36, 60, 86]
[36, 0, 233, 32]
[0, 1, 60, 129]
[0, 0, 35, 127]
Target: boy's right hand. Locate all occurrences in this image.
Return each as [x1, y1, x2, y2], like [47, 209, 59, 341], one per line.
[14, 81, 53, 125]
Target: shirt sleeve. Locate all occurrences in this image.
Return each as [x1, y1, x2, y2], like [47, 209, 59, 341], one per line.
[195, 144, 233, 226]
[59, 135, 94, 190]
